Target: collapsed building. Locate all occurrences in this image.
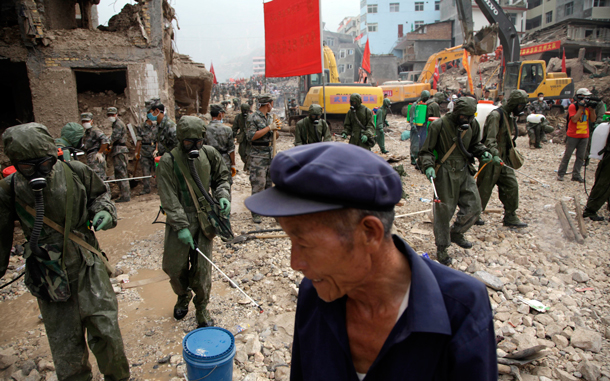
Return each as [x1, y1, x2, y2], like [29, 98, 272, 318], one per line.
[0, 0, 213, 165]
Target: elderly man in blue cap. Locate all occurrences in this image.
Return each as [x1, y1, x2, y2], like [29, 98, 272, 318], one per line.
[245, 143, 496, 381]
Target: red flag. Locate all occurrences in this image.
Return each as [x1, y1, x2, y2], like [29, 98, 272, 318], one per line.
[264, 0, 321, 77]
[210, 62, 218, 85]
[432, 61, 440, 90]
[362, 39, 371, 73]
[561, 48, 566, 73]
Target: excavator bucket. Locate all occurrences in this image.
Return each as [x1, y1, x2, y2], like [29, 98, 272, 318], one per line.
[463, 24, 498, 56]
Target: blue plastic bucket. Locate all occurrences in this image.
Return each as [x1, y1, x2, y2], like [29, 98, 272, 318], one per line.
[182, 327, 236, 381]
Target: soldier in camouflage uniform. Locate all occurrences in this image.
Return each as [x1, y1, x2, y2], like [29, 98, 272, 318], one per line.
[136, 117, 157, 195]
[232, 97, 240, 111]
[0, 123, 130, 381]
[233, 103, 252, 171]
[341, 93, 375, 150]
[247, 94, 280, 223]
[108, 107, 130, 202]
[157, 116, 231, 328]
[81, 112, 109, 180]
[527, 92, 552, 147]
[152, 104, 178, 157]
[205, 104, 236, 187]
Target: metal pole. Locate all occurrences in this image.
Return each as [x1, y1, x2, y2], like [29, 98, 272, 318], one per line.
[195, 247, 264, 313]
[319, 0, 327, 122]
[104, 175, 153, 183]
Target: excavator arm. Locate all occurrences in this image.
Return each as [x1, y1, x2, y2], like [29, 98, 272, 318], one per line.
[456, 0, 520, 63]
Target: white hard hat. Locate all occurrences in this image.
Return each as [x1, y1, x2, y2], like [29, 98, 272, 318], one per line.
[451, 94, 458, 99]
[576, 88, 592, 96]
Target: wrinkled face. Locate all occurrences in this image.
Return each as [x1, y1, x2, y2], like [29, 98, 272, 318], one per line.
[278, 213, 371, 302]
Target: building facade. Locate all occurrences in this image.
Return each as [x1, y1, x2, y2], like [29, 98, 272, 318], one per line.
[393, 20, 453, 72]
[337, 16, 361, 38]
[358, 0, 441, 54]
[526, 0, 610, 32]
[323, 31, 363, 83]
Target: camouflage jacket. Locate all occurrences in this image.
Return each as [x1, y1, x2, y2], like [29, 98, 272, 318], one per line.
[110, 118, 129, 156]
[156, 116, 178, 155]
[137, 121, 157, 157]
[247, 110, 272, 155]
[528, 100, 550, 116]
[204, 120, 235, 168]
[83, 127, 109, 154]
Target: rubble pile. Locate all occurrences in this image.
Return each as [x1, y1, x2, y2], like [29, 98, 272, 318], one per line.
[1, 116, 610, 381]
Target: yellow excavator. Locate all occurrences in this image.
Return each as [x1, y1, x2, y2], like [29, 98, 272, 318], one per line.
[380, 45, 465, 112]
[289, 45, 384, 130]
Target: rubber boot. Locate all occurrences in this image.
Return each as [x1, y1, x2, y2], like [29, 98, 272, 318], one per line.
[252, 213, 262, 224]
[583, 211, 605, 221]
[450, 232, 473, 249]
[174, 291, 192, 320]
[436, 246, 451, 266]
[475, 218, 485, 226]
[503, 213, 528, 228]
[196, 308, 214, 328]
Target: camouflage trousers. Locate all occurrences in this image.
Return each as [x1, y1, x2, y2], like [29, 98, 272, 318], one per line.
[38, 255, 130, 381]
[112, 153, 130, 200]
[162, 216, 213, 326]
[249, 153, 272, 218]
[86, 152, 107, 181]
[140, 154, 155, 193]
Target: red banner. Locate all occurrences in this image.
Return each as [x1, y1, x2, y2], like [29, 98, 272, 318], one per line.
[362, 39, 371, 73]
[264, 0, 321, 78]
[520, 40, 561, 56]
[210, 62, 218, 84]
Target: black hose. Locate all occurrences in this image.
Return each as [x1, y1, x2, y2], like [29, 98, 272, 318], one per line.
[29, 190, 46, 258]
[457, 131, 474, 160]
[0, 272, 24, 289]
[187, 159, 214, 205]
[313, 120, 321, 142]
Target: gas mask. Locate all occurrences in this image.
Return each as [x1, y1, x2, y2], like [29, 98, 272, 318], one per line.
[83, 122, 92, 129]
[350, 101, 357, 111]
[457, 115, 474, 126]
[513, 103, 527, 116]
[108, 116, 117, 123]
[15, 156, 57, 190]
[310, 115, 321, 124]
[183, 138, 204, 159]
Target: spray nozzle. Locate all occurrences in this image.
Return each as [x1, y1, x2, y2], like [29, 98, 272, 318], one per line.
[29, 178, 47, 191]
[459, 124, 470, 131]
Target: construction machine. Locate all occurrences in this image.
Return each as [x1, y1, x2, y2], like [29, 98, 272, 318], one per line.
[456, 0, 573, 100]
[289, 44, 384, 131]
[381, 45, 466, 113]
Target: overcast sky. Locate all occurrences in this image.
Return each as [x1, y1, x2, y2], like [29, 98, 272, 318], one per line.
[97, 0, 360, 81]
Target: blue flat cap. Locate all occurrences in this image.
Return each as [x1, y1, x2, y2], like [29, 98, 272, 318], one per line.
[245, 142, 402, 217]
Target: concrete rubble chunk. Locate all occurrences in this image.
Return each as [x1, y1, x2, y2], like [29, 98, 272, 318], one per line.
[572, 271, 590, 283]
[24, 369, 40, 381]
[244, 335, 261, 355]
[0, 354, 18, 371]
[555, 369, 579, 381]
[473, 271, 504, 290]
[571, 328, 602, 353]
[579, 359, 601, 381]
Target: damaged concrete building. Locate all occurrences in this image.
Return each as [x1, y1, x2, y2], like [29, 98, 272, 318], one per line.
[0, 0, 213, 161]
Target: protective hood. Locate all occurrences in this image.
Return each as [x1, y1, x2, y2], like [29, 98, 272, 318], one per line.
[3, 123, 58, 164]
[350, 93, 362, 106]
[420, 90, 430, 101]
[61, 122, 85, 147]
[241, 103, 251, 113]
[504, 89, 528, 112]
[448, 97, 477, 124]
[308, 104, 323, 115]
[433, 92, 445, 103]
[382, 98, 391, 108]
[176, 116, 206, 141]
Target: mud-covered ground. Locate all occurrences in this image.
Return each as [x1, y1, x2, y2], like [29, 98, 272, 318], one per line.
[1, 114, 610, 381]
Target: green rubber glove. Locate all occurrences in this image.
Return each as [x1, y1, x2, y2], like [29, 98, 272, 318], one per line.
[361, 135, 368, 143]
[219, 198, 231, 217]
[480, 152, 492, 164]
[177, 228, 194, 249]
[92, 211, 112, 231]
[492, 155, 504, 166]
[425, 167, 436, 179]
[341, 133, 348, 139]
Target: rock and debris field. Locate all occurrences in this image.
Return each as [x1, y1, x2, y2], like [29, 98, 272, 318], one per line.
[1, 114, 609, 381]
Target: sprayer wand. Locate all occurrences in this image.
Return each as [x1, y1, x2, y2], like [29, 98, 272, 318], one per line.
[195, 246, 264, 313]
[500, 162, 550, 188]
[430, 178, 441, 204]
